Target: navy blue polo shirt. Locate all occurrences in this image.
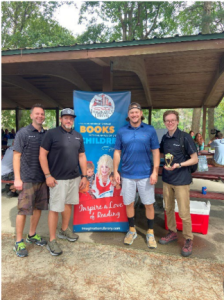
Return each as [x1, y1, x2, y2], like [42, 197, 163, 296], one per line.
[160, 128, 197, 185]
[41, 126, 85, 180]
[115, 122, 160, 179]
[13, 124, 46, 183]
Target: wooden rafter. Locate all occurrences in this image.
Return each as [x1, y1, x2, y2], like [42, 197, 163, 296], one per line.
[203, 54, 224, 106]
[113, 57, 152, 106]
[2, 75, 62, 108]
[2, 94, 26, 109]
[90, 58, 110, 67]
[2, 62, 92, 91]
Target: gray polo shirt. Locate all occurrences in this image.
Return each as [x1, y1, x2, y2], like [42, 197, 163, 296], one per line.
[13, 124, 46, 183]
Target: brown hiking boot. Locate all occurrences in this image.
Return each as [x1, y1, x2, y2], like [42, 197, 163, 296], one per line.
[158, 230, 178, 245]
[181, 239, 193, 257]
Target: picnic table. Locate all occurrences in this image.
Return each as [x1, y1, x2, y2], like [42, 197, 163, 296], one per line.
[198, 150, 214, 159]
[158, 166, 224, 182]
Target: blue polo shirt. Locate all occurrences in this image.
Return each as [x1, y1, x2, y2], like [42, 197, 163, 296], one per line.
[114, 122, 160, 179]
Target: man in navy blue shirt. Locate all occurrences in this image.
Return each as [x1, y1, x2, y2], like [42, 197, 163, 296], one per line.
[113, 102, 160, 249]
[159, 110, 198, 257]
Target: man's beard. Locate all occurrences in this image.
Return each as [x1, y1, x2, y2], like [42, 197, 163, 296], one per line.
[62, 124, 73, 130]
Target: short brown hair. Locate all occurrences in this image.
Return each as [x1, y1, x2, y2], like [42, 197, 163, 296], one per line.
[163, 110, 179, 122]
[30, 103, 44, 114]
[87, 161, 94, 170]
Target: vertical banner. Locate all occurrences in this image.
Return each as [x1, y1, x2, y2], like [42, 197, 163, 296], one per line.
[73, 91, 131, 232]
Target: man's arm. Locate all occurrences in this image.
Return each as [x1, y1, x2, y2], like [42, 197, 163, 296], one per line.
[208, 137, 216, 146]
[78, 152, 87, 189]
[150, 149, 160, 185]
[13, 151, 23, 190]
[39, 147, 58, 187]
[113, 150, 121, 184]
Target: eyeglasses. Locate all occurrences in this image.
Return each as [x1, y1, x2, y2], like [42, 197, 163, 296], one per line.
[164, 119, 177, 124]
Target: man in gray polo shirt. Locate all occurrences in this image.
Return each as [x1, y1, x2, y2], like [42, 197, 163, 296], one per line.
[39, 108, 87, 256]
[13, 104, 48, 257]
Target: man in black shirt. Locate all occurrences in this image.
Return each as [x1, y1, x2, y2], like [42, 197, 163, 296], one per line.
[13, 104, 48, 257]
[159, 110, 198, 257]
[40, 108, 87, 256]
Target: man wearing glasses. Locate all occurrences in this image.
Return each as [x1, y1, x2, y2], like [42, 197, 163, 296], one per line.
[159, 110, 198, 257]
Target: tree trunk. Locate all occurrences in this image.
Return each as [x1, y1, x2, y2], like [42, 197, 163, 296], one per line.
[192, 2, 213, 138]
[208, 107, 214, 139]
[192, 108, 201, 134]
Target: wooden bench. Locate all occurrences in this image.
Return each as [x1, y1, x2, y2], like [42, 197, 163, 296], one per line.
[155, 187, 224, 200]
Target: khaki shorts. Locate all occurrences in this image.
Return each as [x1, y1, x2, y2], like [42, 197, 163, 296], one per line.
[121, 177, 155, 205]
[49, 177, 81, 212]
[18, 182, 49, 215]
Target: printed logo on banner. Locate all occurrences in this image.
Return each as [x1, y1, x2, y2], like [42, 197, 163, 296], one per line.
[89, 94, 115, 120]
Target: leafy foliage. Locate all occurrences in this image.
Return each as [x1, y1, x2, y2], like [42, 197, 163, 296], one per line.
[1, 1, 76, 49]
[1, 109, 58, 131]
[78, 1, 181, 42]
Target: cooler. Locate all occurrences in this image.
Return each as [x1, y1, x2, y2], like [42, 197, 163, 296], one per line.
[163, 200, 211, 234]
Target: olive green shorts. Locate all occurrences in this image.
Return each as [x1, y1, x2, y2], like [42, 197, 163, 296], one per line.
[18, 182, 49, 215]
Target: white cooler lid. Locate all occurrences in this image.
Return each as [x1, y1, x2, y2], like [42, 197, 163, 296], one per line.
[163, 200, 211, 215]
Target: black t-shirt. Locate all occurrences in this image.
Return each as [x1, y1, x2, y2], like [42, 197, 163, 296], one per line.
[160, 128, 197, 185]
[41, 126, 85, 180]
[13, 124, 46, 183]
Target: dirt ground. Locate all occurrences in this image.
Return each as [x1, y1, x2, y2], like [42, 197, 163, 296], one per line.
[1, 233, 224, 300]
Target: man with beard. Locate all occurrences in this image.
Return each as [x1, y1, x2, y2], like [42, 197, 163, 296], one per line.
[113, 102, 160, 249]
[39, 108, 87, 256]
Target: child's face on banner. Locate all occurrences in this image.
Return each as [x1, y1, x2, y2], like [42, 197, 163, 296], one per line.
[87, 168, 94, 177]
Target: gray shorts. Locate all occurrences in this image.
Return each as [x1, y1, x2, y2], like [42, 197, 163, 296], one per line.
[121, 177, 155, 205]
[49, 177, 81, 212]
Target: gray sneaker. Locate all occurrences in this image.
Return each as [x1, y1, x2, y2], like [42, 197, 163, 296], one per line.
[47, 239, 62, 256]
[13, 240, 28, 258]
[58, 227, 79, 242]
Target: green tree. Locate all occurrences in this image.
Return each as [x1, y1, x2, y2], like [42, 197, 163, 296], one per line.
[78, 1, 180, 43]
[1, 109, 57, 131]
[1, 1, 76, 49]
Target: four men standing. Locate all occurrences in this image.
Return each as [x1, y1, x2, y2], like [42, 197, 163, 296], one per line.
[12, 103, 198, 258]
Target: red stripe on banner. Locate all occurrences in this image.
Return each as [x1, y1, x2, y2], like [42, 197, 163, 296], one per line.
[73, 195, 128, 225]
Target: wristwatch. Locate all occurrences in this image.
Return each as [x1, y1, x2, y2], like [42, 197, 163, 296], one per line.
[179, 163, 182, 168]
[81, 175, 87, 178]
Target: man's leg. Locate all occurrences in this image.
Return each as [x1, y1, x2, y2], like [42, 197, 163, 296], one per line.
[48, 210, 59, 241]
[61, 204, 72, 231]
[158, 182, 178, 245]
[174, 185, 193, 257]
[29, 209, 41, 236]
[16, 215, 26, 242]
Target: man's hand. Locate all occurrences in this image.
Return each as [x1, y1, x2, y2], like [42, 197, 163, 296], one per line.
[164, 163, 179, 171]
[79, 177, 87, 190]
[150, 172, 158, 185]
[14, 179, 23, 190]
[114, 171, 120, 184]
[46, 176, 58, 188]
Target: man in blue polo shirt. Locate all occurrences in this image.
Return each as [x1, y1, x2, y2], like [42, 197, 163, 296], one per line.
[113, 102, 160, 249]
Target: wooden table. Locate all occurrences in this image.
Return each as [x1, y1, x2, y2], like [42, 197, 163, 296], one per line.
[198, 150, 214, 159]
[158, 166, 224, 182]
